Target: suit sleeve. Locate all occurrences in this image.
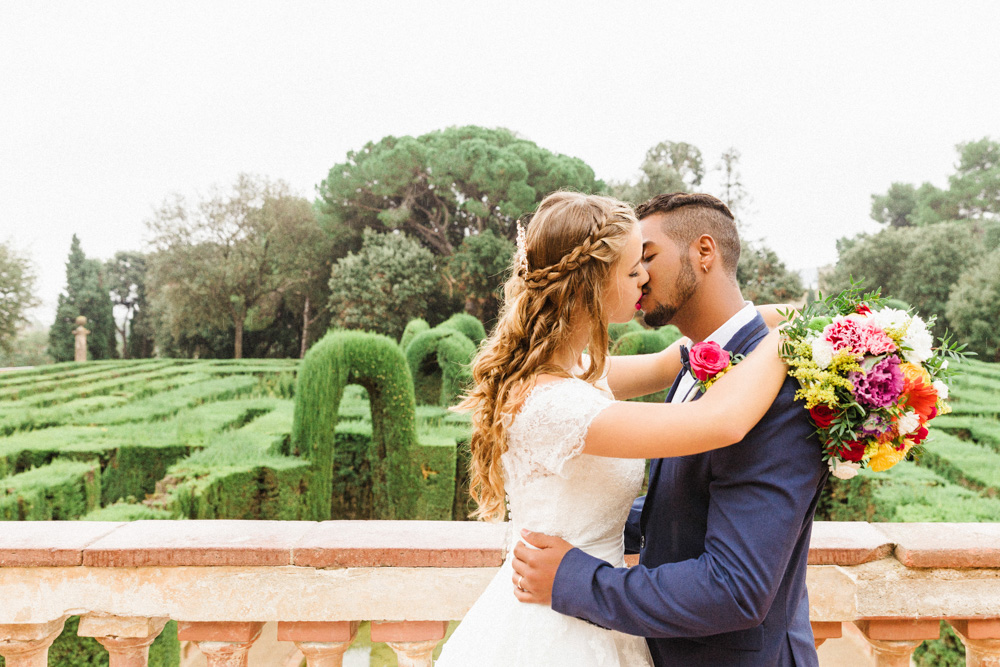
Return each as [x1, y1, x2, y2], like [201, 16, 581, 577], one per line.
[551, 381, 827, 637]
[623, 495, 645, 555]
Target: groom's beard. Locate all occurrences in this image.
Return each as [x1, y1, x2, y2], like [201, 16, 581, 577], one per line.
[642, 257, 698, 327]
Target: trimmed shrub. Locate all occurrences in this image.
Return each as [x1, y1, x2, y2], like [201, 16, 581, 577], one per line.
[81, 500, 175, 521]
[292, 330, 420, 520]
[438, 313, 486, 346]
[405, 328, 476, 406]
[0, 460, 101, 520]
[608, 319, 644, 343]
[400, 318, 430, 352]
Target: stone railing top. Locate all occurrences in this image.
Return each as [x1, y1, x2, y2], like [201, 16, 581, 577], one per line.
[0, 520, 998, 570]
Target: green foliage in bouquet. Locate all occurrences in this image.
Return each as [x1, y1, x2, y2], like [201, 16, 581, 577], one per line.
[292, 330, 420, 520]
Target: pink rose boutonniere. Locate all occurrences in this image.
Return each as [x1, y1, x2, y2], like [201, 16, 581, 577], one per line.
[689, 341, 744, 392]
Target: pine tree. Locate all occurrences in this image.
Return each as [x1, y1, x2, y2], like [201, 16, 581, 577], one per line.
[48, 235, 118, 361]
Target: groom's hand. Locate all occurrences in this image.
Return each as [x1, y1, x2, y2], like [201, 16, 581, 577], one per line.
[510, 529, 574, 605]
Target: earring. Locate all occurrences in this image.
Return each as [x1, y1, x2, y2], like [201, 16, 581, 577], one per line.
[702, 265, 708, 273]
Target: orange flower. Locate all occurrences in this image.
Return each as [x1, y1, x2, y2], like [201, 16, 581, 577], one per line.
[900, 363, 937, 421]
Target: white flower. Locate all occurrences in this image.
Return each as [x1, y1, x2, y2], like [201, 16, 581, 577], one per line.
[829, 458, 861, 480]
[897, 410, 921, 436]
[933, 380, 949, 399]
[902, 316, 934, 364]
[869, 307, 910, 332]
[941, 359, 949, 370]
[811, 336, 835, 369]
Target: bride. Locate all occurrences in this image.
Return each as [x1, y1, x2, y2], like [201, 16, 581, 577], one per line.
[435, 191, 788, 666]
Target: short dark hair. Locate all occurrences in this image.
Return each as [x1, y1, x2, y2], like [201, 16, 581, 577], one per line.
[635, 192, 740, 277]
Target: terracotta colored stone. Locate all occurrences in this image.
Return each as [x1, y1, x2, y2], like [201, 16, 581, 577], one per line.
[83, 520, 316, 567]
[78, 614, 168, 639]
[808, 521, 894, 565]
[292, 521, 508, 568]
[276, 621, 360, 643]
[855, 619, 940, 641]
[877, 523, 1000, 568]
[385, 638, 440, 667]
[0, 521, 123, 567]
[951, 619, 1000, 640]
[176, 621, 266, 643]
[0, 618, 67, 667]
[811, 621, 843, 640]
[369, 621, 449, 643]
[624, 554, 639, 567]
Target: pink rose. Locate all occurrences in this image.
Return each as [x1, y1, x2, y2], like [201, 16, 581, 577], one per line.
[689, 341, 731, 381]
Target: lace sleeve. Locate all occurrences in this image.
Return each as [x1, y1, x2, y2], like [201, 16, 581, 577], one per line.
[508, 379, 614, 479]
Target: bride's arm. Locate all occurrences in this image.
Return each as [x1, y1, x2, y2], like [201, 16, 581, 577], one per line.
[583, 327, 788, 459]
[602, 305, 792, 400]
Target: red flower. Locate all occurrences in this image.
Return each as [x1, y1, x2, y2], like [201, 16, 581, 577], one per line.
[856, 304, 872, 315]
[838, 440, 866, 462]
[809, 404, 837, 429]
[689, 341, 731, 382]
[910, 425, 929, 445]
[901, 365, 938, 421]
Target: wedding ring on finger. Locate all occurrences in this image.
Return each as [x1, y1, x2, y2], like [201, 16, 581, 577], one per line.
[517, 574, 525, 592]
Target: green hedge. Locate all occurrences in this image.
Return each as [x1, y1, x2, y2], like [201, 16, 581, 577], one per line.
[400, 318, 431, 352]
[918, 431, 1000, 496]
[405, 328, 475, 406]
[0, 460, 101, 520]
[292, 330, 421, 520]
[608, 319, 645, 342]
[438, 312, 486, 346]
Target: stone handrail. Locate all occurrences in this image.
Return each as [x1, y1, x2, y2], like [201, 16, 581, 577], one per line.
[1, 520, 999, 666]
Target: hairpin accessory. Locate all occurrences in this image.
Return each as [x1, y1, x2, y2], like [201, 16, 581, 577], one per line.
[515, 221, 529, 275]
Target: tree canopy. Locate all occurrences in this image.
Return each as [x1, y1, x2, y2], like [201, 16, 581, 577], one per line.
[316, 125, 603, 256]
[48, 235, 116, 361]
[0, 240, 38, 355]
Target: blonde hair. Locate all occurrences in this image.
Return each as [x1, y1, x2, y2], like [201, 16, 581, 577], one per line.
[457, 191, 638, 521]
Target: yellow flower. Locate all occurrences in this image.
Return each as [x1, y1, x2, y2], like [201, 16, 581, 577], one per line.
[867, 440, 914, 472]
[702, 363, 732, 390]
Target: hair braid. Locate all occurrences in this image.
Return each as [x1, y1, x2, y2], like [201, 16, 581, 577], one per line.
[455, 191, 638, 522]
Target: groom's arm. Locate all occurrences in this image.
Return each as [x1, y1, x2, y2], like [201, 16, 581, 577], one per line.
[526, 385, 826, 638]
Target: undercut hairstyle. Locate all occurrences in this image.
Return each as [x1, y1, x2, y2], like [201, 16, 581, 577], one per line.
[635, 192, 741, 278]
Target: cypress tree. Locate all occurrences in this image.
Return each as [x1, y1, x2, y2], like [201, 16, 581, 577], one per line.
[48, 235, 118, 361]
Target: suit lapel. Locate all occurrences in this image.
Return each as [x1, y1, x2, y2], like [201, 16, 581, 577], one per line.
[639, 313, 768, 540]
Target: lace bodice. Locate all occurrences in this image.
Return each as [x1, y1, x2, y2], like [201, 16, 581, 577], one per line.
[501, 378, 645, 565]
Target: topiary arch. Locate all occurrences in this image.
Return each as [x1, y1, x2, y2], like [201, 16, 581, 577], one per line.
[291, 330, 420, 520]
[400, 318, 430, 352]
[405, 328, 476, 407]
[438, 312, 487, 346]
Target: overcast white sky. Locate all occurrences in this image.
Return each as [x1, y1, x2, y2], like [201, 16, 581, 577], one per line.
[2, 1, 998, 323]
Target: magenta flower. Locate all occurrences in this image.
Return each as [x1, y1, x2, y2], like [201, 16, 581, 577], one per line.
[824, 318, 866, 356]
[849, 356, 904, 408]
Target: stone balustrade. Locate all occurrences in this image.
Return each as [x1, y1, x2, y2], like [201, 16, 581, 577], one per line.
[1, 520, 999, 666]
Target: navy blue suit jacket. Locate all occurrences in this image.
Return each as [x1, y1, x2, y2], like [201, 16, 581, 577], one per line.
[551, 313, 830, 666]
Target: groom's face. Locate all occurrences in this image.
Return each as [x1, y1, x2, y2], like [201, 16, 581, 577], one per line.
[638, 213, 698, 327]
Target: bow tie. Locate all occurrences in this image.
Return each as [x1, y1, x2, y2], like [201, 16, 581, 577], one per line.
[679, 344, 691, 376]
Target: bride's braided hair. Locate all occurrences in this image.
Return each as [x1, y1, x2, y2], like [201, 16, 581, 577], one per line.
[456, 191, 637, 521]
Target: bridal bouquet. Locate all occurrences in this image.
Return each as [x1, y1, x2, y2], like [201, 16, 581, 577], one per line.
[779, 286, 965, 480]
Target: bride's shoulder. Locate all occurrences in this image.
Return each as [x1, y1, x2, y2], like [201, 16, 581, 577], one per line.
[516, 376, 611, 418]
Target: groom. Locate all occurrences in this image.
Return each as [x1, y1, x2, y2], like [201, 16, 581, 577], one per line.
[512, 192, 830, 666]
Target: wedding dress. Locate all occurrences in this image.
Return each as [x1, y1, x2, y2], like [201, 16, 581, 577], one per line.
[436, 378, 653, 666]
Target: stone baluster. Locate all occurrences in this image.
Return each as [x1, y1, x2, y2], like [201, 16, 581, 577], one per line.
[0, 618, 67, 667]
[370, 621, 450, 667]
[855, 619, 940, 667]
[276, 621, 359, 667]
[176, 621, 264, 667]
[811, 621, 842, 648]
[78, 615, 168, 667]
[949, 619, 1000, 667]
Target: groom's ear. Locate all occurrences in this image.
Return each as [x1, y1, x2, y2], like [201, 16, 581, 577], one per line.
[694, 234, 718, 272]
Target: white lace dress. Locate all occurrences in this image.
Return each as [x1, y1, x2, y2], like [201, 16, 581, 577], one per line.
[436, 379, 653, 666]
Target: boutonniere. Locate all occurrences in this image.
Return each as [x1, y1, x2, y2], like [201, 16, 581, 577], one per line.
[689, 341, 744, 393]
